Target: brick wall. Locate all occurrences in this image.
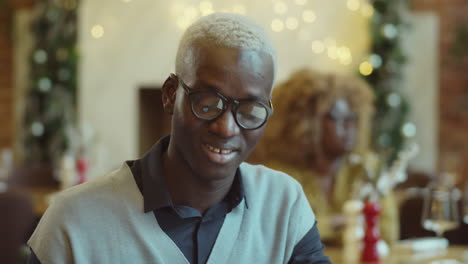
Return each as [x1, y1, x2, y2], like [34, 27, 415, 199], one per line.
[0, 6, 14, 150]
[413, 0, 468, 186]
[0, 0, 34, 153]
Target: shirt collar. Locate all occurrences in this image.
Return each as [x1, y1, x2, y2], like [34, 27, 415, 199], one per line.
[129, 136, 247, 213]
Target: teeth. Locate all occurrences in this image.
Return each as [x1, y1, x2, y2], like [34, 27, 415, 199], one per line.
[206, 144, 232, 154]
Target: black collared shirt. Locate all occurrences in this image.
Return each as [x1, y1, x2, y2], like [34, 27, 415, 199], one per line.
[29, 137, 330, 264]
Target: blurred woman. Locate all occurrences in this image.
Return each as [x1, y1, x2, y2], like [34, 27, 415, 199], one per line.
[252, 68, 399, 245]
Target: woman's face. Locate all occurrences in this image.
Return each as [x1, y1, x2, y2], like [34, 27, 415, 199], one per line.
[320, 99, 358, 158]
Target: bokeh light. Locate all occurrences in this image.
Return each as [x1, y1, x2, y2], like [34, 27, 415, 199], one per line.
[311, 40, 325, 54]
[285, 17, 299, 30]
[359, 61, 373, 76]
[91, 25, 104, 39]
[302, 10, 316, 23]
[271, 19, 284, 32]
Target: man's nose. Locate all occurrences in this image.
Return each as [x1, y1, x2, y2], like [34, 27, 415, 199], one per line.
[208, 109, 241, 138]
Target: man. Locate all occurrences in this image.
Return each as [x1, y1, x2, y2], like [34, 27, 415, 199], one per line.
[28, 13, 331, 263]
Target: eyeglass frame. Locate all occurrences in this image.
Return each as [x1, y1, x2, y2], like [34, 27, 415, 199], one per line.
[170, 73, 274, 130]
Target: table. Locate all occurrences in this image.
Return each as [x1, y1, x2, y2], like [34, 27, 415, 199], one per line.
[325, 245, 468, 264]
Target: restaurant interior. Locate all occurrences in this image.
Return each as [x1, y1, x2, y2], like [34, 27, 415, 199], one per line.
[1, 0, 468, 263]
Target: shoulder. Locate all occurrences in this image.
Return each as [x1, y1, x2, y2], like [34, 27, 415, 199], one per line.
[28, 163, 138, 262]
[239, 162, 316, 244]
[240, 162, 303, 194]
[35, 163, 138, 229]
[53, 163, 133, 208]
[239, 162, 310, 212]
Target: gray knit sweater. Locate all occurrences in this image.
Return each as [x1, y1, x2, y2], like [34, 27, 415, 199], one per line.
[28, 162, 315, 264]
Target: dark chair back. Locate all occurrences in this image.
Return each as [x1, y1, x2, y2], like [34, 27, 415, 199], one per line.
[7, 164, 58, 187]
[0, 189, 35, 264]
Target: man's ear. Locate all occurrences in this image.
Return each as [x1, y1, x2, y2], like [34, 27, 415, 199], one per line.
[162, 75, 178, 115]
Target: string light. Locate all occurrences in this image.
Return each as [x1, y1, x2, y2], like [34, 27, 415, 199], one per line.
[166, 1, 363, 69]
[337, 46, 352, 65]
[285, 17, 299, 30]
[347, 0, 360, 11]
[378, 133, 391, 147]
[382, 24, 398, 39]
[401, 122, 417, 138]
[311, 40, 325, 54]
[271, 19, 284, 32]
[386, 93, 401, 107]
[359, 61, 373, 76]
[38, 77, 52, 92]
[302, 10, 316, 23]
[31, 122, 45, 137]
[369, 54, 382, 68]
[34, 50, 47, 64]
[91, 25, 104, 39]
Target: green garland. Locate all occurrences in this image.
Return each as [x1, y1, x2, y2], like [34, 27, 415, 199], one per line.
[362, 0, 411, 165]
[23, 0, 79, 163]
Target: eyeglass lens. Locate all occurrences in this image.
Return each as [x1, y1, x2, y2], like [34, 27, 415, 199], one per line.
[190, 92, 268, 129]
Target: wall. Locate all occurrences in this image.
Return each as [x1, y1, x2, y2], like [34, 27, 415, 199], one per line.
[6, 1, 454, 180]
[1, 1, 34, 156]
[13, 8, 36, 163]
[413, 0, 468, 185]
[79, 0, 371, 175]
[401, 13, 438, 173]
[0, 6, 14, 151]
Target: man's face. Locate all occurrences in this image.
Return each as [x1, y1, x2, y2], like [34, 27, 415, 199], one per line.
[320, 99, 357, 157]
[167, 44, 274, 181]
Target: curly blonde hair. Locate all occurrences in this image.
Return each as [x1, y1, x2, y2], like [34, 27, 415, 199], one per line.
[252, 68, 375, 163]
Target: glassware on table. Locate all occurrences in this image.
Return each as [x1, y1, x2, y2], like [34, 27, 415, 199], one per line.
[421, 181, 460, 238]
[464, 182, 468, 224]
[0, 148, 13, 192]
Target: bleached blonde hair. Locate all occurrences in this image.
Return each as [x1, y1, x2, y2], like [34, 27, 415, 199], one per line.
[175, 13, 277, 81]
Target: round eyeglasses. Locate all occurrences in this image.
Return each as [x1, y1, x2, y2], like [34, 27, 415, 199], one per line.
[171, 74, 273, 130]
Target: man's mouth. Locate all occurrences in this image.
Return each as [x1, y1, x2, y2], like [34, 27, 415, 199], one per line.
[205, 144, 234, 154]
[202, 143, 238, 164]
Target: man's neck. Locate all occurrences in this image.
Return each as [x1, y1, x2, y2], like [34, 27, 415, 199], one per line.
[162, 149, 235, 215]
